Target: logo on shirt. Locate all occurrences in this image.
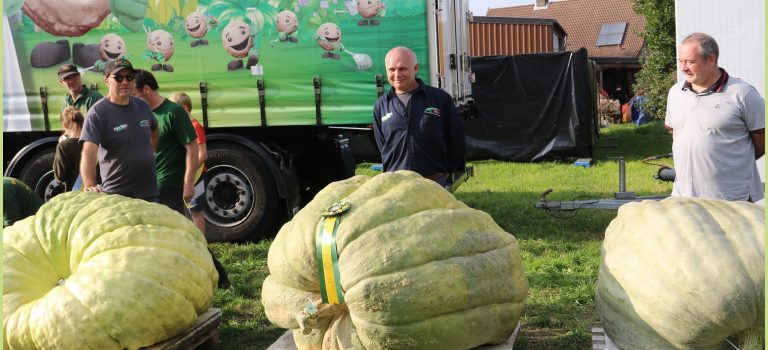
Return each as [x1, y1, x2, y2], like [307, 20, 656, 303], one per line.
[425, 107, 441, 117]
[139, 120, 151, 127]
[113, 124, 128, 132]
[382, 112, 393, 122]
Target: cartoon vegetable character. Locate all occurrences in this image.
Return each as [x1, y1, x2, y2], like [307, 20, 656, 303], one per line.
[143, 26, 175, 72]
[270, 9, 299, 46]
[356, 0, 385, 26]
[313, 22, 344, 60]
[221, 19, 259, 70]
[185, 11, 214, 47]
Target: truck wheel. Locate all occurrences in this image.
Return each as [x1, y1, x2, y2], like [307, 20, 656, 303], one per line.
[204, 143, 279, 242]
[17, 147, 57, 201]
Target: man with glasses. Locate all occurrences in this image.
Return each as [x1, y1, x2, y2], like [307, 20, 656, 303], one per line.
[79, 58, 161, 202]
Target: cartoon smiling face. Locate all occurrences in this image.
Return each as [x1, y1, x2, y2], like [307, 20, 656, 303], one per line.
[275, 10, 298, 35]
[99, 33, 127, 61]
[147, 30, 175, 61]
[221, 20, 253, 59]
[185, 12, 208, 38]
[357, 0, 383, 18]
[316, 22, 342, 51]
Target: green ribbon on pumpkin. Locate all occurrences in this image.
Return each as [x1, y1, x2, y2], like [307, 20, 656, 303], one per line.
[316, 200, 350, 305]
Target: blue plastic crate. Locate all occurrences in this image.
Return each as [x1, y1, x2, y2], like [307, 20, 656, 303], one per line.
[574, 158, 592, 168]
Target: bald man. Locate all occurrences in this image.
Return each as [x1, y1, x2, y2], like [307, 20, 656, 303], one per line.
[372, 46, 466, 186]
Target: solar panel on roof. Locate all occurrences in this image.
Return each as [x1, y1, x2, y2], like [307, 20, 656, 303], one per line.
[596, 22, 627, 46]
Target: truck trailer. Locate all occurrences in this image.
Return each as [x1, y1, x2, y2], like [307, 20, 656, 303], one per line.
[2, 0, 473, 241]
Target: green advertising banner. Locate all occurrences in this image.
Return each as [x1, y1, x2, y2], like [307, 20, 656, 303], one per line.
[4, 0, 430, 131]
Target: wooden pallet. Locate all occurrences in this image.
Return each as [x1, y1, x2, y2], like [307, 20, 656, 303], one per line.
[267, 322, 522, 350]
[143, 308, 222, 350]
[591, 327, 620, 350]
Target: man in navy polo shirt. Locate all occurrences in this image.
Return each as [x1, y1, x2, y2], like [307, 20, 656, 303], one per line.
[372, 46, 465, 186]
[665, 33, 765, 202]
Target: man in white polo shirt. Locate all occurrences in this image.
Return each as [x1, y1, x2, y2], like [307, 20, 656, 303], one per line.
[665, 32, 765, 202]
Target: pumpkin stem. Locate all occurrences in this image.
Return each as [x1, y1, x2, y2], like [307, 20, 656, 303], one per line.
[295, 296, 348, 335]
[735, 326, 764, 350]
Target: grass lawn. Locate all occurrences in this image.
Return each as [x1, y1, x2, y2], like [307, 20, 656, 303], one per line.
[209, 121, 674, 350]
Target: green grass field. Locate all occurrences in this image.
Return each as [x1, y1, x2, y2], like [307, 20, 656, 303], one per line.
[208, 121, 674, 349]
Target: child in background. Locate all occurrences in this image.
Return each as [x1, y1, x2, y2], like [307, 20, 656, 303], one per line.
[169, 92, 208, 234]
[169, 92, 230, 289]
[53, 106, 84, 190]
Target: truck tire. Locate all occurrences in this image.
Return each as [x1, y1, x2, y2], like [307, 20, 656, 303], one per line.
[204, 142, 279, 242]
[17, 147, 57, 201]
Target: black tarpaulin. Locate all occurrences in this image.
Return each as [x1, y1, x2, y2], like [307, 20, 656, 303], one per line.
[466, 48, 599, 162]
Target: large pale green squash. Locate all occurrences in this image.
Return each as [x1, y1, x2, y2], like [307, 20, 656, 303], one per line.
[3, 192, 218, 350]
[595, 197, 764, 349]
[262, 170, 528, 350]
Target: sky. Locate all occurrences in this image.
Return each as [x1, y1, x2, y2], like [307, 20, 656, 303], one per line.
[468, 0, 535, 16]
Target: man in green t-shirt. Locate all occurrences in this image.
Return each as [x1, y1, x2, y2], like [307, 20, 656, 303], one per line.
[58, 63, 103, 113]
[133, 69, 198, 215]
[3, 177, 44, 227]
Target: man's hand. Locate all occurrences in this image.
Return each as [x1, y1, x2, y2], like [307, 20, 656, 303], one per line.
[750, 128, 765, 159]
[183, 183, 194, 204]
[84, 185, 103, 193]
[183, 141, 199, 205]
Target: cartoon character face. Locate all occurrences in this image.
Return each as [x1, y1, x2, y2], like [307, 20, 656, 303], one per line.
[147, 30, 175, 61]
[275, 10, 298, 35]
[316, 22, 342, 51]
[99, 33, 127, 61]
[221, 20, 254, 59]
[357, 0, 383, 18]
[185, 12, 208, 38]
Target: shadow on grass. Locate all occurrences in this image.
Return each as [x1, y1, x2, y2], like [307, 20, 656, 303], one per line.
[211, 241, 286, 350]
[456, 188, 618, 242]
[594, 121, 673, 162]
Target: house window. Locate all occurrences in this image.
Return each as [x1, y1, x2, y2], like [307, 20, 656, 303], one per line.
[596, 22, 627, 46]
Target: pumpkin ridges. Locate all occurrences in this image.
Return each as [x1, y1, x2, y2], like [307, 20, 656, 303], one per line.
[338, 208, 513, 289]
[267, 175, 370, 291]
[335, 173, 465, 252]
[610, 200, 758, 338]
[596, 197, 764, 350]
[3, 193, 218, 350]
[344, 244, 527, 325]
[263, 171, 528, 350]
[350, 301, 524, 350]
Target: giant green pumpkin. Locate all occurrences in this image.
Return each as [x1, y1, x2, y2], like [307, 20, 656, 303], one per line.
[3, 192, 218, 350]
[262, 170, 528, 350]
[595, 197, 764, 349]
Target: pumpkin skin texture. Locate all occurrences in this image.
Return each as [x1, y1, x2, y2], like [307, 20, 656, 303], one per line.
[262, 170, 528, 350]
[595, 197, 764, 350]
[3, 192, 218, 350]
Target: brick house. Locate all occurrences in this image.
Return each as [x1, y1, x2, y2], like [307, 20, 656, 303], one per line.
[485, 0, 646, 103]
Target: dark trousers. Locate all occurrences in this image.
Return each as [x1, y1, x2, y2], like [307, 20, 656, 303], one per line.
[158, 185, 230, 288]
[158, 185, 188, 217]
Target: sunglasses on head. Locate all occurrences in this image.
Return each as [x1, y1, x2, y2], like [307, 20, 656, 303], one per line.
[112, 74, 135, 83]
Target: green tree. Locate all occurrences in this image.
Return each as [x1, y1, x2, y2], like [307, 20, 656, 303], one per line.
[632, 0, 676, 119]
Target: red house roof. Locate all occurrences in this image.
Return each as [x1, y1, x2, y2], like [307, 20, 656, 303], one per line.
[486, 0, 646, 63]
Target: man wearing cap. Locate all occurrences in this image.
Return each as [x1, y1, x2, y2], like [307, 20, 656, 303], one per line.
[58, 63, 103, 113]
[79, 58, 161, 202]
[133, 69, 199, 214]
